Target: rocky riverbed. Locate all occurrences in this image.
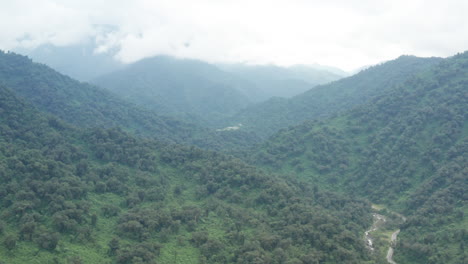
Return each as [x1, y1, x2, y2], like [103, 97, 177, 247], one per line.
[365, 205, 406, 264]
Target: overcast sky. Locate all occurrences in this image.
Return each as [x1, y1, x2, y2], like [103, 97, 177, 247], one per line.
[1, 0, 467, 71]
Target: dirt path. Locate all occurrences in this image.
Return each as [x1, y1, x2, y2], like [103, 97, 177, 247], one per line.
[386, 229, 400, 264]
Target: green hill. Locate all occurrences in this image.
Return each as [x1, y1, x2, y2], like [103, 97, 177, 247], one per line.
[92, 56, 254, 125]
[0, 51, 198, 143]
[92, 57, 347, 127]
[251, 52, 468, 264]
[218, 63, 344, 100]
[228, 55, 443, 138]
[0, 51, 262, 152]
[1, 47, 465, 264]
[0, 84, 375, 263]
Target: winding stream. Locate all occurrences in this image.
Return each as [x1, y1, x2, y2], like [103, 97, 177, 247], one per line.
[364, 213, 386, 251]
[365, 208, 406, 264]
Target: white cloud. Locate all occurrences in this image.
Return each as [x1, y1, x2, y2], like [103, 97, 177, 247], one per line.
[1, 0, 467, 71]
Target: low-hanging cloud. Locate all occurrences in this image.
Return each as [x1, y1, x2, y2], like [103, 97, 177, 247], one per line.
[1, 0, 467, 71]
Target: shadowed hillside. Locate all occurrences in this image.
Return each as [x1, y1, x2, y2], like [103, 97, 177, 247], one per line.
[229, 55, 443, 138]
[251, 52, 467, 264]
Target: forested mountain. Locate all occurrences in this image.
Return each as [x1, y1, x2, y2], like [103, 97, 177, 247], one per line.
[0, 83, 375, 263]
[228, 55, 444, 138]
[92, 56, 346, 126]
[92, 56, 255, 125]
[0, 51, 261, 152]
[1, 45, 466, 264]
[218, 64, 345, 99]
[251, 52, 468, 264]
[0, 51, 196, 142]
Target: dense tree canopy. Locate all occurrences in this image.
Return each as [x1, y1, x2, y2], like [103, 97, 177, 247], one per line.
[0, 48, 466, 264]
[0, 83, 373, 263]
[0, 50, 261, 153]
[228, 55, 443, 138]
[251, 52, 468, 264]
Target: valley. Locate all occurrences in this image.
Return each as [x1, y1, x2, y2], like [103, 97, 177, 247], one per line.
[2, 2, 467, 263]
[0, 48, 465, 264]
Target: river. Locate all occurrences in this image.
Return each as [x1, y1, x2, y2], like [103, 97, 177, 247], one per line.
[364, 213, 386, 251]
[365, 207, 406, 264]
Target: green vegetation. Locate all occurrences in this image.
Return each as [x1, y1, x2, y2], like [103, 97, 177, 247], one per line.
[92, 56, 252, 126]
[0, 51, 197, 143]
[0, 51, 260, 153]
[0, 83, 374, 263]
[0, 48, 466, 264]
[251, 52, 468, 263]
[218, 63, 344, 100]
[92, 56, 346, 127]
[229, 55, 443, 138]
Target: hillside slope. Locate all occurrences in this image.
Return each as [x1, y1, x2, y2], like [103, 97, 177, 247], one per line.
[218, 63, 344, 99]
[93, 57, 347, 126]
[251, 52, 468, 264]
[0, 51, 261, 152]
[0, 84, 375, 264]
[0, 51, 197, 143]
[92, 56, 254, 124]
[229, 55, 443, 138]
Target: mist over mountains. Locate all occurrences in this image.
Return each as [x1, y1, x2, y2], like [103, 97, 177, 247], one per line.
[23, 44, 345, 93]
[0, 44, 465, 264]
[226, 55, 444, 138]
[2, 1, 468, 263]
[16, 41, 124, 81]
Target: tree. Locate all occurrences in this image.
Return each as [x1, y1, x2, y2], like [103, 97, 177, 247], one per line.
[108, 237, 120, 256]
[4, 235, 17, 250]
[35, 231, 60, 250]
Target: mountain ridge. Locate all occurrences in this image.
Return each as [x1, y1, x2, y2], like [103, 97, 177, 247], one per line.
[228, 55, 444, 138]
[0, 50, 263, 152]
[250, 51, 468, 264]
[0, 81, 374, 263]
